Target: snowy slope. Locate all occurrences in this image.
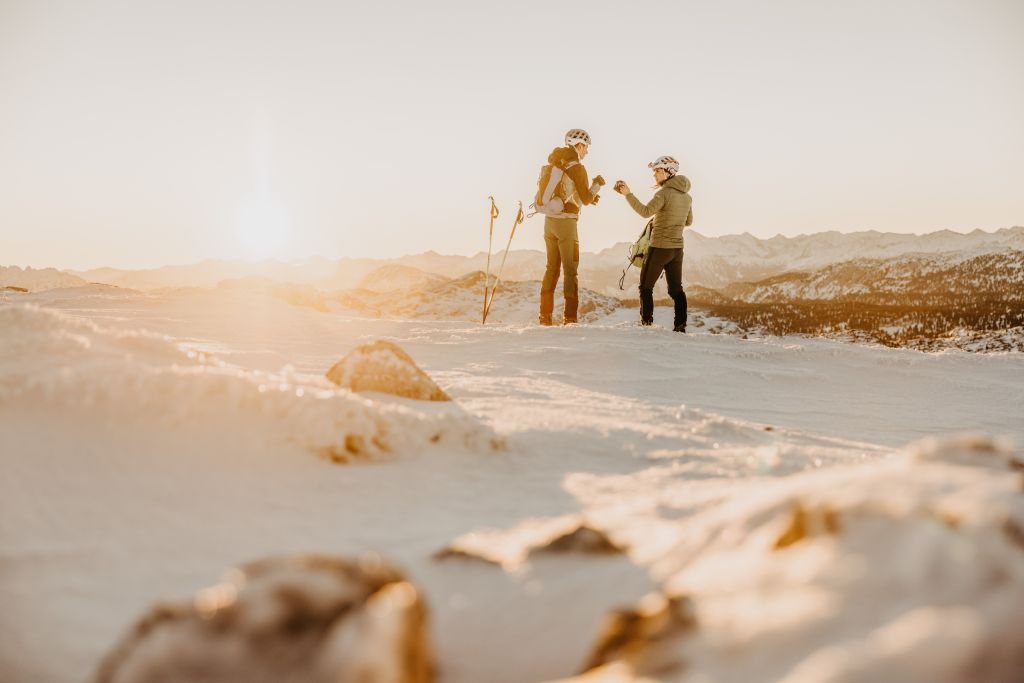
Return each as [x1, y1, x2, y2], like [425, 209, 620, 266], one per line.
[2, 288, 1023, 683]
[339, 271, 622, 324]
[0, 304, 498, 462]
[552, 437, 1024, 683]
[679, 251, 1024, 351]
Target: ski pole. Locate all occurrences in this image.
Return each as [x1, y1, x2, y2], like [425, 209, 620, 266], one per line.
[483, 196, 499, 323]
[483, 201, 524, 323]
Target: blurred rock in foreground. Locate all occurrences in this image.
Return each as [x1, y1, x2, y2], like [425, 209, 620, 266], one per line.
[94, 554, 433, 683]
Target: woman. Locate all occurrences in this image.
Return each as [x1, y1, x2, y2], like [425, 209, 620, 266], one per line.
[614, 156, 693, 332]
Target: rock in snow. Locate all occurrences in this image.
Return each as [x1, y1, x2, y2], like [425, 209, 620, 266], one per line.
[434, 517, 628, 571]
[93, 554, 433, 683]
[326, 340, 452, 402]
[531, 524, 628, 557]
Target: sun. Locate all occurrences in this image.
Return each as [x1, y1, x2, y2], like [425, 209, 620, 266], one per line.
[231, 192, 291, 259]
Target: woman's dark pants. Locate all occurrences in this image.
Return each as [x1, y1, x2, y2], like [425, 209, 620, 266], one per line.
[639, 246, 687, 329]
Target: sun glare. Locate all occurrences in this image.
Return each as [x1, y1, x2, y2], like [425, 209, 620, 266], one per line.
[231, 192, 291, 259]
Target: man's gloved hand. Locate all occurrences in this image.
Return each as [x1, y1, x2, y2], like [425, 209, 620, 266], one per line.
[592, 194, 601, 205]
[593, 175, 606, 186]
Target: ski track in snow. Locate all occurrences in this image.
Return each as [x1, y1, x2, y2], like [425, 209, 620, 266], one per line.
[1, 287, 1023, 683]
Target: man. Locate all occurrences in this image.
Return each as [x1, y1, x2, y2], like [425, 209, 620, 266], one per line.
[539, 128, 605, 325]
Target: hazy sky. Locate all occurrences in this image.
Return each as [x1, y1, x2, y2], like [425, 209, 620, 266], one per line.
[2, 0, 1023, 269]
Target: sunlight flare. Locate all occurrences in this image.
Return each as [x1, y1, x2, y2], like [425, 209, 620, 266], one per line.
[231, 192, 291, 259]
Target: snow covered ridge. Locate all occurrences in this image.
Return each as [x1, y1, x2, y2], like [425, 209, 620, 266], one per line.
[717, 250, 1024, 304]
[672, 225, 1024, 290]
[339, 271, 621, 325]
[0, 265, 87, 291]
[551, 436, 1024, 683]
[0, 305, 501, 461]
[686, 250, 1024, 351]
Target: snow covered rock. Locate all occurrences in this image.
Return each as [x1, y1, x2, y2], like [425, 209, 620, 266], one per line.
[909, 433, 1023, 471]
[555, 436, 1024, 683]
[581, 593, 697, 676]
[326, 340, 451, 402]
[435, 517, 630, 571]
[93, 554, 433, 683]
[532, 524, 628, 557]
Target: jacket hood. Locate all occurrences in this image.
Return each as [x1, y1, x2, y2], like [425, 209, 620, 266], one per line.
[662, 174, 690, 193]
[548, 146, 580, 166]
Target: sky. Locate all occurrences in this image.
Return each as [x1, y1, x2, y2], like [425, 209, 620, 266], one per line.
[1, 0, 1023, 270]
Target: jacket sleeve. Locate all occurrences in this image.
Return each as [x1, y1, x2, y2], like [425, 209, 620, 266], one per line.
[686, 206, 693, 226]
[566, 164, 599, 205]
[626, 190, 666, 218]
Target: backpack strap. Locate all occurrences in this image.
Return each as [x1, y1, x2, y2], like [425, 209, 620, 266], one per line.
[540, 167, 565, 205]
[560, 159, 579, 173]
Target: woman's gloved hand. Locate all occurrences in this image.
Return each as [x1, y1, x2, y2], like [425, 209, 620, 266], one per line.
[614, 180, 631, 195]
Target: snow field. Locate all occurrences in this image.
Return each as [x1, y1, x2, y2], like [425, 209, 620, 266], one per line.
[1, 288, 1023, 683]
[0, 304, 501, 464]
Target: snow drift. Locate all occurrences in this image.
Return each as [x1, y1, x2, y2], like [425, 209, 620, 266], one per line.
[0, 304, 500, 463]
[3, 289, 1022, 683]
[555, 436, 1024, 683]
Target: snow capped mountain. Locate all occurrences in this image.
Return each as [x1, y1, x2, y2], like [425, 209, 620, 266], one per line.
[577, 226, 1024, 293]
[688, 225, 1024, 271]
[719, 250, 1024, 304]
[681, 250, 1024, 351]
[0, 265, 86, 292]
[668, 226, 1024, 289]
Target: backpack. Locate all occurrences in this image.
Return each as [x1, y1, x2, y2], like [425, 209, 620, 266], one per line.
[528, 159, 578, 217]
[629, 220, 654, 267]
[618, 220, 654, 289]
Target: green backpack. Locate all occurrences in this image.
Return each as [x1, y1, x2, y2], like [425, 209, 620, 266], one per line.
[618, 220, 654, 289]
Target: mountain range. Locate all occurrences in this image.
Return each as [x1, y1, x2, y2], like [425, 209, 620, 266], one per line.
[713, 250, 1024, 305]
[4, 227, 1023, 350]
[5, 226, 1022, 295]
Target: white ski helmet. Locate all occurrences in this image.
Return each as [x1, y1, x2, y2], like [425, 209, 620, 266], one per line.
[565, 128, 592, 148]
[648, 155, 680, 176]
